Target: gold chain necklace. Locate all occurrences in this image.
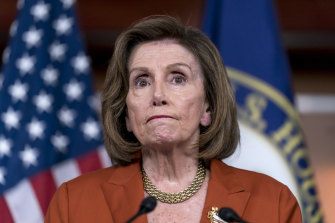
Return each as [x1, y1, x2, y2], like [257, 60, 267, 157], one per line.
[142, 161, 206, 204]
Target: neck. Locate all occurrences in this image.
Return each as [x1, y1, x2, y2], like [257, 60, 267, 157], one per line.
[141, 145, 199, 193]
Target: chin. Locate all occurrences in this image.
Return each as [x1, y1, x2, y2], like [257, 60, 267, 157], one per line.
[153, 133, 176, 144]
[150, 126, 177, 141]
[142, 132, 179, 147]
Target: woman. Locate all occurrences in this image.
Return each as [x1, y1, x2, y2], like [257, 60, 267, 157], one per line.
[45, 16, 302, 223]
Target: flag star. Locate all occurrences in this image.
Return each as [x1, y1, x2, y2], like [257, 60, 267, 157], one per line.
[81, 119, 100, 140]
[71, 53, 90, 74]
[31, 1, 50, 21]
[49, 41, 67, 61]
[88, 95, 101, 112]
[63, 79, 84, 101]
[26, 118, 45, 140]
[22, 26, 43, 48]
[53, 15, 73, 35]
[51, 132, 69, 153]
[0, 136, 12, 158]
[8, 80, 29, 102]
[1, 107, 21, 130]
[19, 145, 39, 168]
[57, 106, 76, 127]
[0, 167, 6, 185]
[10, 20, 18, 37]
[60, 0, 75, 9]
[16, 53, 36, 75]
[2, 47, 10, 64]
[41, 66, 59, 86]
[33, 91, 53, 113]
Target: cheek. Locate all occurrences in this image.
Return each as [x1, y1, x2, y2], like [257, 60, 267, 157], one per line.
[178, 95, 206, 123]
[125, 95, 143, 132]
[126, 104, 142, 127]
[125, 112, 138, 132]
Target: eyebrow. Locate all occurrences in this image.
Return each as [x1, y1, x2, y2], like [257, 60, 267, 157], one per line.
[129, 62, 192, 75]
[128, 67, 149, 76]
[166, 62, 192, 71]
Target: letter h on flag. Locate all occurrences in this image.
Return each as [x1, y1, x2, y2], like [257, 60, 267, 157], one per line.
[0, 0, 109, 222]
[202, 0, 323, 222]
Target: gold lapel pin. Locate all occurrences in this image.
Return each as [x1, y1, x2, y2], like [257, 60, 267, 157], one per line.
[207, 207, 227, 223]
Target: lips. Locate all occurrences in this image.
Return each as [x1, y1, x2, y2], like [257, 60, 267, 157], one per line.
[147, 115, 173, 123]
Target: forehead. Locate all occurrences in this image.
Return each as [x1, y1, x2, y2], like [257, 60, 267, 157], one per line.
[128, 39, 201, 69]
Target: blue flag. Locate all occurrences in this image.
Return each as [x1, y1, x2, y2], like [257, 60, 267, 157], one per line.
[0, 0, 107, 222]
[203, 0, 322, 222]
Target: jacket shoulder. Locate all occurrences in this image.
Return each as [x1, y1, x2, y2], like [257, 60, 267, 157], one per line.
[213, 159, 291, 193]
[66, 165, 118, 188]
[232, 165, 285, 189]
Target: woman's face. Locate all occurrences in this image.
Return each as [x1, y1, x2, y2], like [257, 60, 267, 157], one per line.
[126, 39, 211, 148]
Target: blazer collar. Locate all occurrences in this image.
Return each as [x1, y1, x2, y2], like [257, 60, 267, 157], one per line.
[100, 160, 147, 223]
[100, 159, 250, 223]
[201, 159, 250, 222]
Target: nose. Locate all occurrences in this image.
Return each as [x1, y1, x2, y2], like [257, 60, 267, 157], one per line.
[152, 82, 167, 106]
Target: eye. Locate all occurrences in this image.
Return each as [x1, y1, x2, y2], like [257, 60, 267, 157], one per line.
[135, 79, 149, 87]
[172, 74, 186, 85]
[134, 75, 150, 87]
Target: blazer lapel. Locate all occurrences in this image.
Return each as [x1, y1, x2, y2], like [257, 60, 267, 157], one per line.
[99, 159, 250, 223]
[201, 160, 250, 222]
[100, 161, 148, 223]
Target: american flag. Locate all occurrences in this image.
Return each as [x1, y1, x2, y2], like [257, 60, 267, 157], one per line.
[0, 0, 110, 222]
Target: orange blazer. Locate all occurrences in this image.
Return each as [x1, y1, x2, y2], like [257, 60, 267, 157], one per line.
[45, 159, 302, 223]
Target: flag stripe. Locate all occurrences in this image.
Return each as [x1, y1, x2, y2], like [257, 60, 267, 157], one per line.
[5, 180, 44, 223]
[52, 160, 81, 187]
[77, 150, 103, 174]
[98, 147, 112, 168]
[1, 151, 106, 223]
[0, 196, 14, 223]
[30, 170, 57, 215]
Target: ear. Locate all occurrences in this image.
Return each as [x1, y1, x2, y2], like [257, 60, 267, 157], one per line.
[200, 103, 211, 127]
[125, 116, 133, 132]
